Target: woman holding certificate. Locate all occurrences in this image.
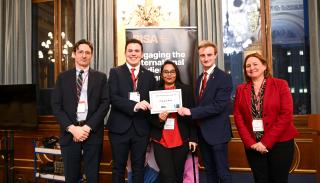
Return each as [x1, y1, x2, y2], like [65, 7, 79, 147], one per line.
[233, 53, 298, 183]
[150, 60, 197, 183]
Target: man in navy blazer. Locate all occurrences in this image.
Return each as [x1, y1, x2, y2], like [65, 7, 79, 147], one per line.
[178, 40, 233, 183]
[52, 39, 110, 182]
[106, 38, 157, 183]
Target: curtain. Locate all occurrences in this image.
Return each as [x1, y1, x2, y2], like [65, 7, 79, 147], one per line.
[309, 0, 320, 113]
[75, 0, 114, 76]
[0, 0, 32, 84]
[196, 0, 224, 70]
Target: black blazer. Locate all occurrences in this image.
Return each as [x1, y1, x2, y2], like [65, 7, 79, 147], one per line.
[190, 67, 233, 145]
[150, 83, 197, 143]
[51, 68, 110, 145]
[106, 64, 157, 136]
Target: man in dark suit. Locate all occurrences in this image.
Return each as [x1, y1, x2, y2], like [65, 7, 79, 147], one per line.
[106, 38, 157, 183]
[178, 40, 233, 183]
[52, 39, 109, 183]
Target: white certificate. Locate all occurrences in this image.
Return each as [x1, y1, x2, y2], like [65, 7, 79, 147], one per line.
[149, 89, 182, 114]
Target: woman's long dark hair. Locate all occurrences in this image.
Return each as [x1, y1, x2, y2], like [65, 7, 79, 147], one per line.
[158, 60, 183, 87]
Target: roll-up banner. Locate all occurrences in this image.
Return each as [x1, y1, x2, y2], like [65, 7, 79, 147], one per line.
[126, 27, 197, 86]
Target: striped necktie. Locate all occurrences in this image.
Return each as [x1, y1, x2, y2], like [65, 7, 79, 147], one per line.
[76, 70, 84, 102]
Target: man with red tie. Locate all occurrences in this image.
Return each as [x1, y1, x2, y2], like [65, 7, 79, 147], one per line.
[178, 40, 233, 183]
[106, 38, 157, 183]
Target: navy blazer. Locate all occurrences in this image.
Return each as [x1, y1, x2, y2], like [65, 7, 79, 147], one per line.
[190, 67, 233, 145]
[51, 68, 110, 146]
[106, 64, 157, 136]
[150, 83, 197, 143]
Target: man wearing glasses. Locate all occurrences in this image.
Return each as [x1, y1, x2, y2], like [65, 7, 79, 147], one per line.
[52, 39, 109, 182]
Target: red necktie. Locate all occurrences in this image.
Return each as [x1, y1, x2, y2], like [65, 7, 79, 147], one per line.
[199, 72, 208, 98]
[131, 68, 137, 90]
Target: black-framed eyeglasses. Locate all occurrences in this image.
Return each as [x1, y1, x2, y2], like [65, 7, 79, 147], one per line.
[162, 70, 176, 75]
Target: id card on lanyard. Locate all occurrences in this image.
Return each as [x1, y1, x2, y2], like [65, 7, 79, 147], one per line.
[164, 118, 175, 130]
[77, 72, 88, 114]
[129, 92, 140, 102]
[252, 119, 264, 132]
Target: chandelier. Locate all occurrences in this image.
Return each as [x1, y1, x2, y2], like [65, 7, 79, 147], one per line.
[36, 32, 73, 88]
[38, 32, 54, 62]
[122, 4, 171, 26]
[38, 32, 73, 63]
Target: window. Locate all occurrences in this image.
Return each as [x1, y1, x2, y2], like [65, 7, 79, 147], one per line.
[32, 0, 75, 115]
[222, 0, 262, 97]
[271, 0, 310, 114]
[32, 1, 55, 89]
[223, 0, 310, 114]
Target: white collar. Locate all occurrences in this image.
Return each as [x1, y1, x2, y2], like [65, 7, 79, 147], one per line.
[203, 64, 216, 75]
[126, 63, 140, 73]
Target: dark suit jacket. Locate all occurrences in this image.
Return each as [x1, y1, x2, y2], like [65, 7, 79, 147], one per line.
[51, 68, 110, 146]
[233, 77, 299, 149]
[106, 64, 157, 136]
[190, 67, 233, 145]
[150, 83, 197, 143]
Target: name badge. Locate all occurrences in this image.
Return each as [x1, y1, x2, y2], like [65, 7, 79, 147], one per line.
[252, 119, 264, 132]
[164, 118, 175, 130]
[77, 101, 86, 113]
[129, 92, 140, 103]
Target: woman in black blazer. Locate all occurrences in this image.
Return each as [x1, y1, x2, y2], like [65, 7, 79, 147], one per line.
[150, 60, 197, 183]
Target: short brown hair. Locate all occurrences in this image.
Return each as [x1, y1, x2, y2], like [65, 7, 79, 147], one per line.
[243, 52, 272, 82]
[125, 38, 143, 52]
[72, 39, 93, 53]
[198, 40, 217, 55]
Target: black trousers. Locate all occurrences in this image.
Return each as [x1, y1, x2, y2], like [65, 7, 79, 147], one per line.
[153, 142, 189, 183]
[245, 139, 295, 183]
[61, 141, 102, 183]
[109, 125, 149, 183]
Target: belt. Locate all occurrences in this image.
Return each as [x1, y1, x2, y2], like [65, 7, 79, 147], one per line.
[73, 120, 86, 126]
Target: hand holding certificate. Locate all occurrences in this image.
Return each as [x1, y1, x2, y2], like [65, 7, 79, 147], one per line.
[149, 89, 182, 114]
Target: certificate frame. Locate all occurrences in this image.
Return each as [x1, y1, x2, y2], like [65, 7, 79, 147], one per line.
[149, 89, 182, 114]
